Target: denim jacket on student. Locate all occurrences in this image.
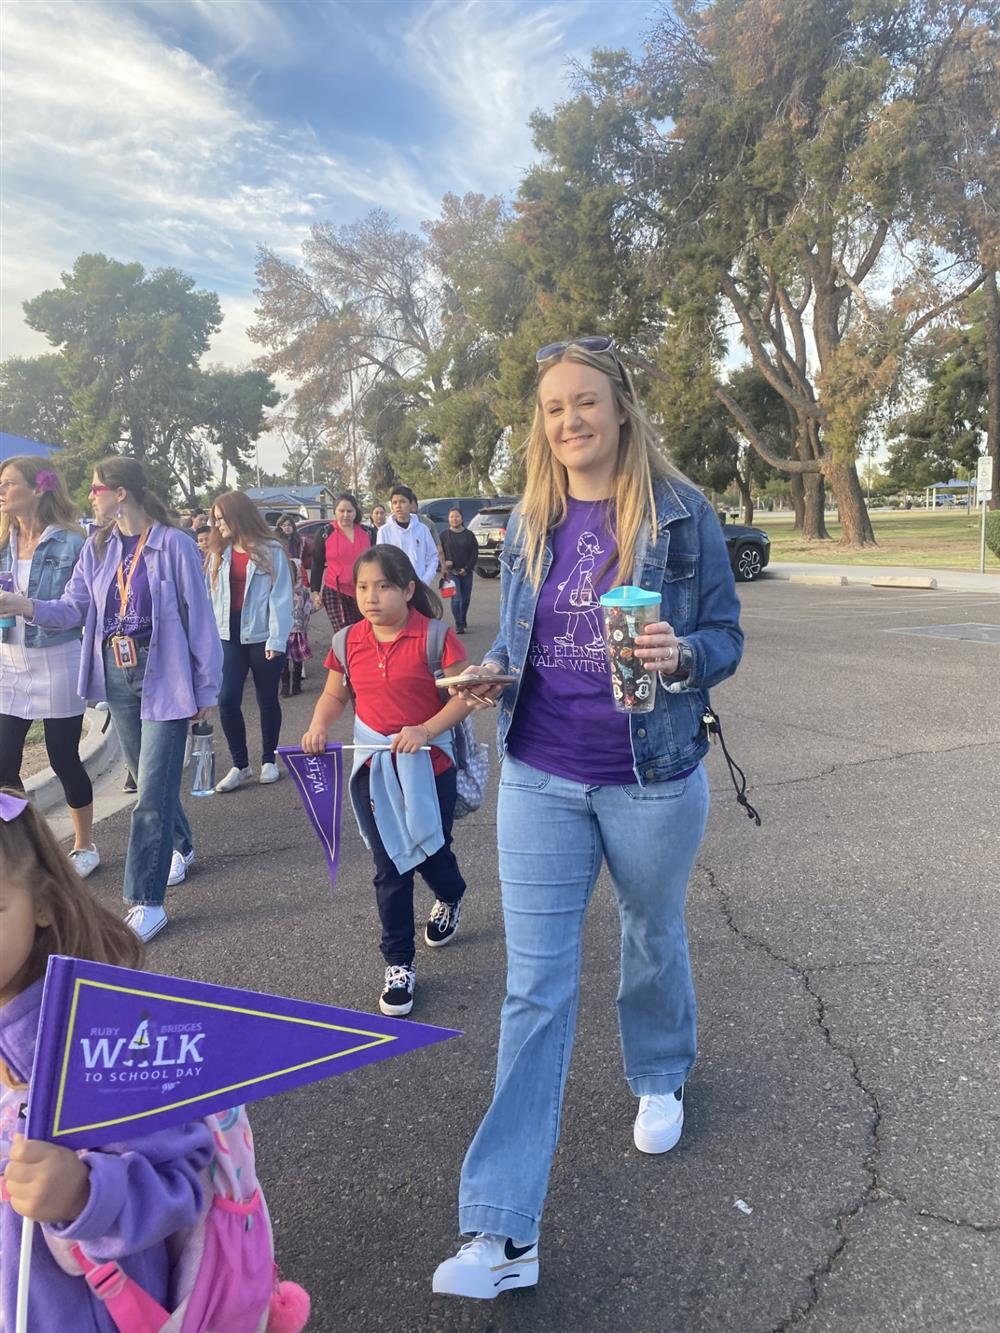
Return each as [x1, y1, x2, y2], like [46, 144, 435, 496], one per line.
[206, 541, 293, 655]
[0, 525, 85, 648]
[485, 477, 744, 784]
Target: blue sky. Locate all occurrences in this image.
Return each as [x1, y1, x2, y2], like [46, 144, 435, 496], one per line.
[2, 0, 656, 374]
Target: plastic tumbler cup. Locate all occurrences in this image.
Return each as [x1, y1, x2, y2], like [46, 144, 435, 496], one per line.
[0, 572, 15, 630]
[599, 586, 661, 714]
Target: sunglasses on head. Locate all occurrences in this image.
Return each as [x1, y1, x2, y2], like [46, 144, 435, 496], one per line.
[535, 335, 615, 363]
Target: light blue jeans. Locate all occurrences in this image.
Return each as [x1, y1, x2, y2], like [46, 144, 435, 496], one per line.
[458, 755, 710, 1243]
[103, 644, 194, 907]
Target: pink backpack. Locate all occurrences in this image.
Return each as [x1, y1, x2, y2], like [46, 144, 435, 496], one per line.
[47, 1106, 309, 1333]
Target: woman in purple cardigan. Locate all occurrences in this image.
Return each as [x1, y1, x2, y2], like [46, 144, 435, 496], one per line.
[0, 457, 222, 943]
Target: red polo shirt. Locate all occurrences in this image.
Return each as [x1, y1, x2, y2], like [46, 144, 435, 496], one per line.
[325, 609, 466, 774]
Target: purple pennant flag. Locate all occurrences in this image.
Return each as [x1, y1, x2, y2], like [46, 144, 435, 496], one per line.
[26, 956, 460, 1149]
[277, 744, 344, 888]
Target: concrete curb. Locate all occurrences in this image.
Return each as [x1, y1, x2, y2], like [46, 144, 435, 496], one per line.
[870, 575, 938, 589]
[766, 562, 998, 594]
[26, 705, 121, 815]
[789, 574, 847, 587]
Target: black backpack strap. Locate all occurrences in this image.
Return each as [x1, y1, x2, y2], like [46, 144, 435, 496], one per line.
[702, 706, 761, 825]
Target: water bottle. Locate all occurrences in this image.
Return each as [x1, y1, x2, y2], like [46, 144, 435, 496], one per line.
[189, 720, 216, 796]
[0, 572, 15, 629]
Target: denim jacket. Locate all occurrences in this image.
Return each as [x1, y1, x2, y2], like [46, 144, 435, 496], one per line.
[0, 525, 85, 648]
[485, 478, 744, 784]
[206, 541, 293, 655]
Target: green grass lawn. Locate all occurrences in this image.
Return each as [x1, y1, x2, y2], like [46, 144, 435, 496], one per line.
[757, 508, 1000, 572]
[26, 720, 45, 745]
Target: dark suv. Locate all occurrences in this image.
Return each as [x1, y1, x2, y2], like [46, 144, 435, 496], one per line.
[468, 503, 517, 577]
[719, 515, 771, 581]
[418, 496, 518, 534]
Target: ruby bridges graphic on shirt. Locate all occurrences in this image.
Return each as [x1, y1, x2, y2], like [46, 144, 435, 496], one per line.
[27, 956, 460, 1150]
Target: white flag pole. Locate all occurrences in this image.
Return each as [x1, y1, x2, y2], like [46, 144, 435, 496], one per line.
[15, 1216, 34, 1333]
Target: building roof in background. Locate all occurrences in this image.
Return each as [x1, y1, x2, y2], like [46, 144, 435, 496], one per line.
[244, 486, 333, 503]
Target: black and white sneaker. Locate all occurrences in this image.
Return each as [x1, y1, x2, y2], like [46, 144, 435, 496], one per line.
[425, 898, 462, 948]
[432, 1234, 539, 1300]
[379, 964, 415, 1016]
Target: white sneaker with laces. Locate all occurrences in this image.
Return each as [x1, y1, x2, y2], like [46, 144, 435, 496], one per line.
[432, 1234, 539, 1300]
[167, 848, 195, 886]
[124, 903, 167, 942]
[633, 1085, 685, 1154]
[259, 762, 280, 784]
[216, 765, 252, 792]
[68, 845, 100, 878]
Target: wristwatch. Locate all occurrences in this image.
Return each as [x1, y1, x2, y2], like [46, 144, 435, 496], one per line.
[660, 639, 694, 683]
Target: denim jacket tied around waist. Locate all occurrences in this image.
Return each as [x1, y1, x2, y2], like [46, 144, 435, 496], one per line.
[0, 524, 85, 648]
[484, 478, 744, 785]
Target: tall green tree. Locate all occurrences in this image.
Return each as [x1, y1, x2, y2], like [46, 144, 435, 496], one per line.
[197, 367, 281, 492]
[23, 254, 222, 473]
[560, 0, 995, 545]
[887, 293, 990, 490]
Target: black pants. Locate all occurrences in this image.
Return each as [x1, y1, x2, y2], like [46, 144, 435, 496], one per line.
[218, 613, 286, 769]
[354, 763, 467, 966]
[0, 712, 93, 809]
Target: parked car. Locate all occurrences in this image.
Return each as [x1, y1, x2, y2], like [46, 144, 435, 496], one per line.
[418, 496, 519, 533]
[470, 505, 771, 582]
[468, 502, 516, 577]
[719, 516, 770, 581]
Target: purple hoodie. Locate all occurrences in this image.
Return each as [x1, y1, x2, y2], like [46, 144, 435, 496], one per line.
[28, 523, 222, 722]
[0, 980, 213, 1331]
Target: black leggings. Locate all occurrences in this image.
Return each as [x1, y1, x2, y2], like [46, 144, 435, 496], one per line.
[218, 615, 286, 769]
[0, 712, 93, 809]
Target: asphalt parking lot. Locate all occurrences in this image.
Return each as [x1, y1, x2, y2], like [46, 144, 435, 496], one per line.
[68, 573, 1000, 1332]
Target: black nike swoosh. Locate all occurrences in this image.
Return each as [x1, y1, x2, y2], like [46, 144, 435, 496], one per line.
[504, 1240, 535, 1261]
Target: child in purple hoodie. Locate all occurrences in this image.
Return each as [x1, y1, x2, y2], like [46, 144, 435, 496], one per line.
[0, 789, 213, 1331]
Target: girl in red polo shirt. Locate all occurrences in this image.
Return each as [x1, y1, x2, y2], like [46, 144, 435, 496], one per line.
[301, 546, 473, 1016]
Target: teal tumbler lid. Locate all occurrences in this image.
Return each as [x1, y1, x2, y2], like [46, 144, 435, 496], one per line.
[599, 585, 660, 608]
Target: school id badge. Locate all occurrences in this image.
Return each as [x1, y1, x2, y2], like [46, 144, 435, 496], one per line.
[110, 634, 138, 668]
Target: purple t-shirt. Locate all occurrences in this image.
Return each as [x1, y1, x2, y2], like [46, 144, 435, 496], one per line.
[102, 532, 153, 639]
[506, 497, 637, 784]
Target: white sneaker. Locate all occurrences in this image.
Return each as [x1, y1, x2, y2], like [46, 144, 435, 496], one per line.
[259, 762, 280, 784]
[68, 845, 100, 878]
[432, 1234, 539, 1300]
[167, 848, 194, 886]
[124, 903, 167, 942]
[633, 1085, 685, 1154]
[216, 765, 252, 792]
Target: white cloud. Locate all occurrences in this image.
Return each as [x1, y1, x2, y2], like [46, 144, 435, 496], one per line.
[0, 0, 645, 378]
[401, 0, 593, 188]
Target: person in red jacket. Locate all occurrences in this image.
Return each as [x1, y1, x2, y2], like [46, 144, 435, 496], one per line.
[309, 493, 371, 632]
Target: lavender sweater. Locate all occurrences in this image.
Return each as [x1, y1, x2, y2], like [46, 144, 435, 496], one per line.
[28, 523, 222, 722]
[0, 981, 213, 1331]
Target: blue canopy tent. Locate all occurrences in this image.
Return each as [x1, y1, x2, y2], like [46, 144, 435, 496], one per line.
[0, 432, 60, 463]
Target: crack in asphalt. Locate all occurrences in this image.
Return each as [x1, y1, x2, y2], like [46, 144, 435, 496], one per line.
[701, 862, 998, 1329]
[735, 736, 999, 795]
[885, 1193, 1000, 1235]
[701, 863, 881, 1331]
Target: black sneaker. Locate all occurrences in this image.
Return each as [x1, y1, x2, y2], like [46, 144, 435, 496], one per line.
[379, 964, 415, 1016]
[425, 898, 462, 948]
[122, 770, 137, 793]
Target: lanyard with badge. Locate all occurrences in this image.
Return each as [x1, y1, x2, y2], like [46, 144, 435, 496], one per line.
[110, 528, 150, 668]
